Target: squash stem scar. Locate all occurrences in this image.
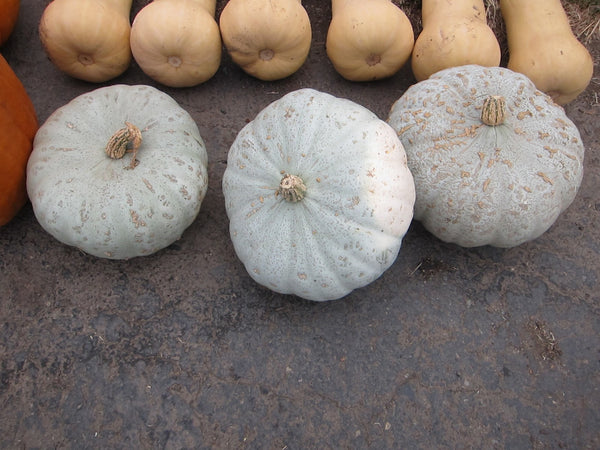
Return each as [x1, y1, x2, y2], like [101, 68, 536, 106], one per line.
[259, 49, 275, 61]
[366, 54, 381, 66]
[77, 54, 94, 66]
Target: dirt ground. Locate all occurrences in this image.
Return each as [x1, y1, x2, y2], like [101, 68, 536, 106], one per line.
[1, 1, 599, 448]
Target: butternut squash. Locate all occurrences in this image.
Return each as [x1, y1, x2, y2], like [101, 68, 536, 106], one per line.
[500, 0, 594, 105]
[326, 0, 414, 81]
[219, 0, 312, 81]
[130, 0, 221, 88]
[411, 0, 500, 82]
[39, 0, 132, 83]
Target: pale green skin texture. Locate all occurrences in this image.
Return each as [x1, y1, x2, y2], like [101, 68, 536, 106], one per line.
[27, 85, 208, 259]
[223, 88, 416, 302]
[388, 65, 584, 248]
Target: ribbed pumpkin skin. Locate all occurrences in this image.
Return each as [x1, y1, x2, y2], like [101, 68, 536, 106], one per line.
[27, 85, 208, 259]
[0, 0, 20, 45]
[387, 65, 584, 248]
[223, 88, 415, 301]
[0, 54, 38, 226]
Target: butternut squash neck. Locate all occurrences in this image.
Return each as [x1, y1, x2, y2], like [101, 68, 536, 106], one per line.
[331, 0, 392, 15]
[150, 0, 216, 16]
[103, 0, 133, 17]
[501, 0, 573, 32]
[421, 0, 488, 21]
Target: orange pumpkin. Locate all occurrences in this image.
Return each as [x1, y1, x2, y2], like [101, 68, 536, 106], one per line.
[0, 54, 38, 225]
[0, 0, 20, 46]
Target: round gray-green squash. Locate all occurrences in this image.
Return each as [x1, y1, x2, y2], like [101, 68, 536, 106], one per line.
[223, 88, 416, 301]
[387, 65, 584, 248]
[27, 84, 208, 259]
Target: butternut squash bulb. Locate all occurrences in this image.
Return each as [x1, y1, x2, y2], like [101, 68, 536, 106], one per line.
[326, 0, 414, 81]
[0, 54, 38, 226]
[39, 0, 132, 82]
[27, 85, 208, 259]
[411, 0, 500, 82]
[219, 0, 312, 81]
[387, 65, 584, 248]
[500, 0, 594, 105]
[130, 0, 222, 88]
[223, 88, 415, 301]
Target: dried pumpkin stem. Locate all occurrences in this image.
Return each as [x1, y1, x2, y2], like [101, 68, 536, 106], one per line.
[481, 95, 507, 126]
[277, 173, 306, 202]
[105, 121, 143, 169]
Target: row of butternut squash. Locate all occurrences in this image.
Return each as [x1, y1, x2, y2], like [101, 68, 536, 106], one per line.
[36, 0, 594, 105]
[38, 0, 312, 86]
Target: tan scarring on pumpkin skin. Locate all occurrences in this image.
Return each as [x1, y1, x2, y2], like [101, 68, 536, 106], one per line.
[387, 65, 585, 248]
[222, 88, 415, 301]
[26, 84, 209, 260]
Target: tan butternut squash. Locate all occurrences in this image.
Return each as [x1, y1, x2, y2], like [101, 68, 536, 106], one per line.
[39, 0, 132, 82]
[411, 0, 500, 82]
[130, 0, 221, 88]
[326, 0, 414, 82]
[500, 0, 594, 105]
[219, 0, 312, 81]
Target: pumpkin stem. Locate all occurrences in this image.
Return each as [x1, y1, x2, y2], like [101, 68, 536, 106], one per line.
[481, 95, 507, 126]
[277, 173, 306, 202]
[105, 122, 143, 169]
